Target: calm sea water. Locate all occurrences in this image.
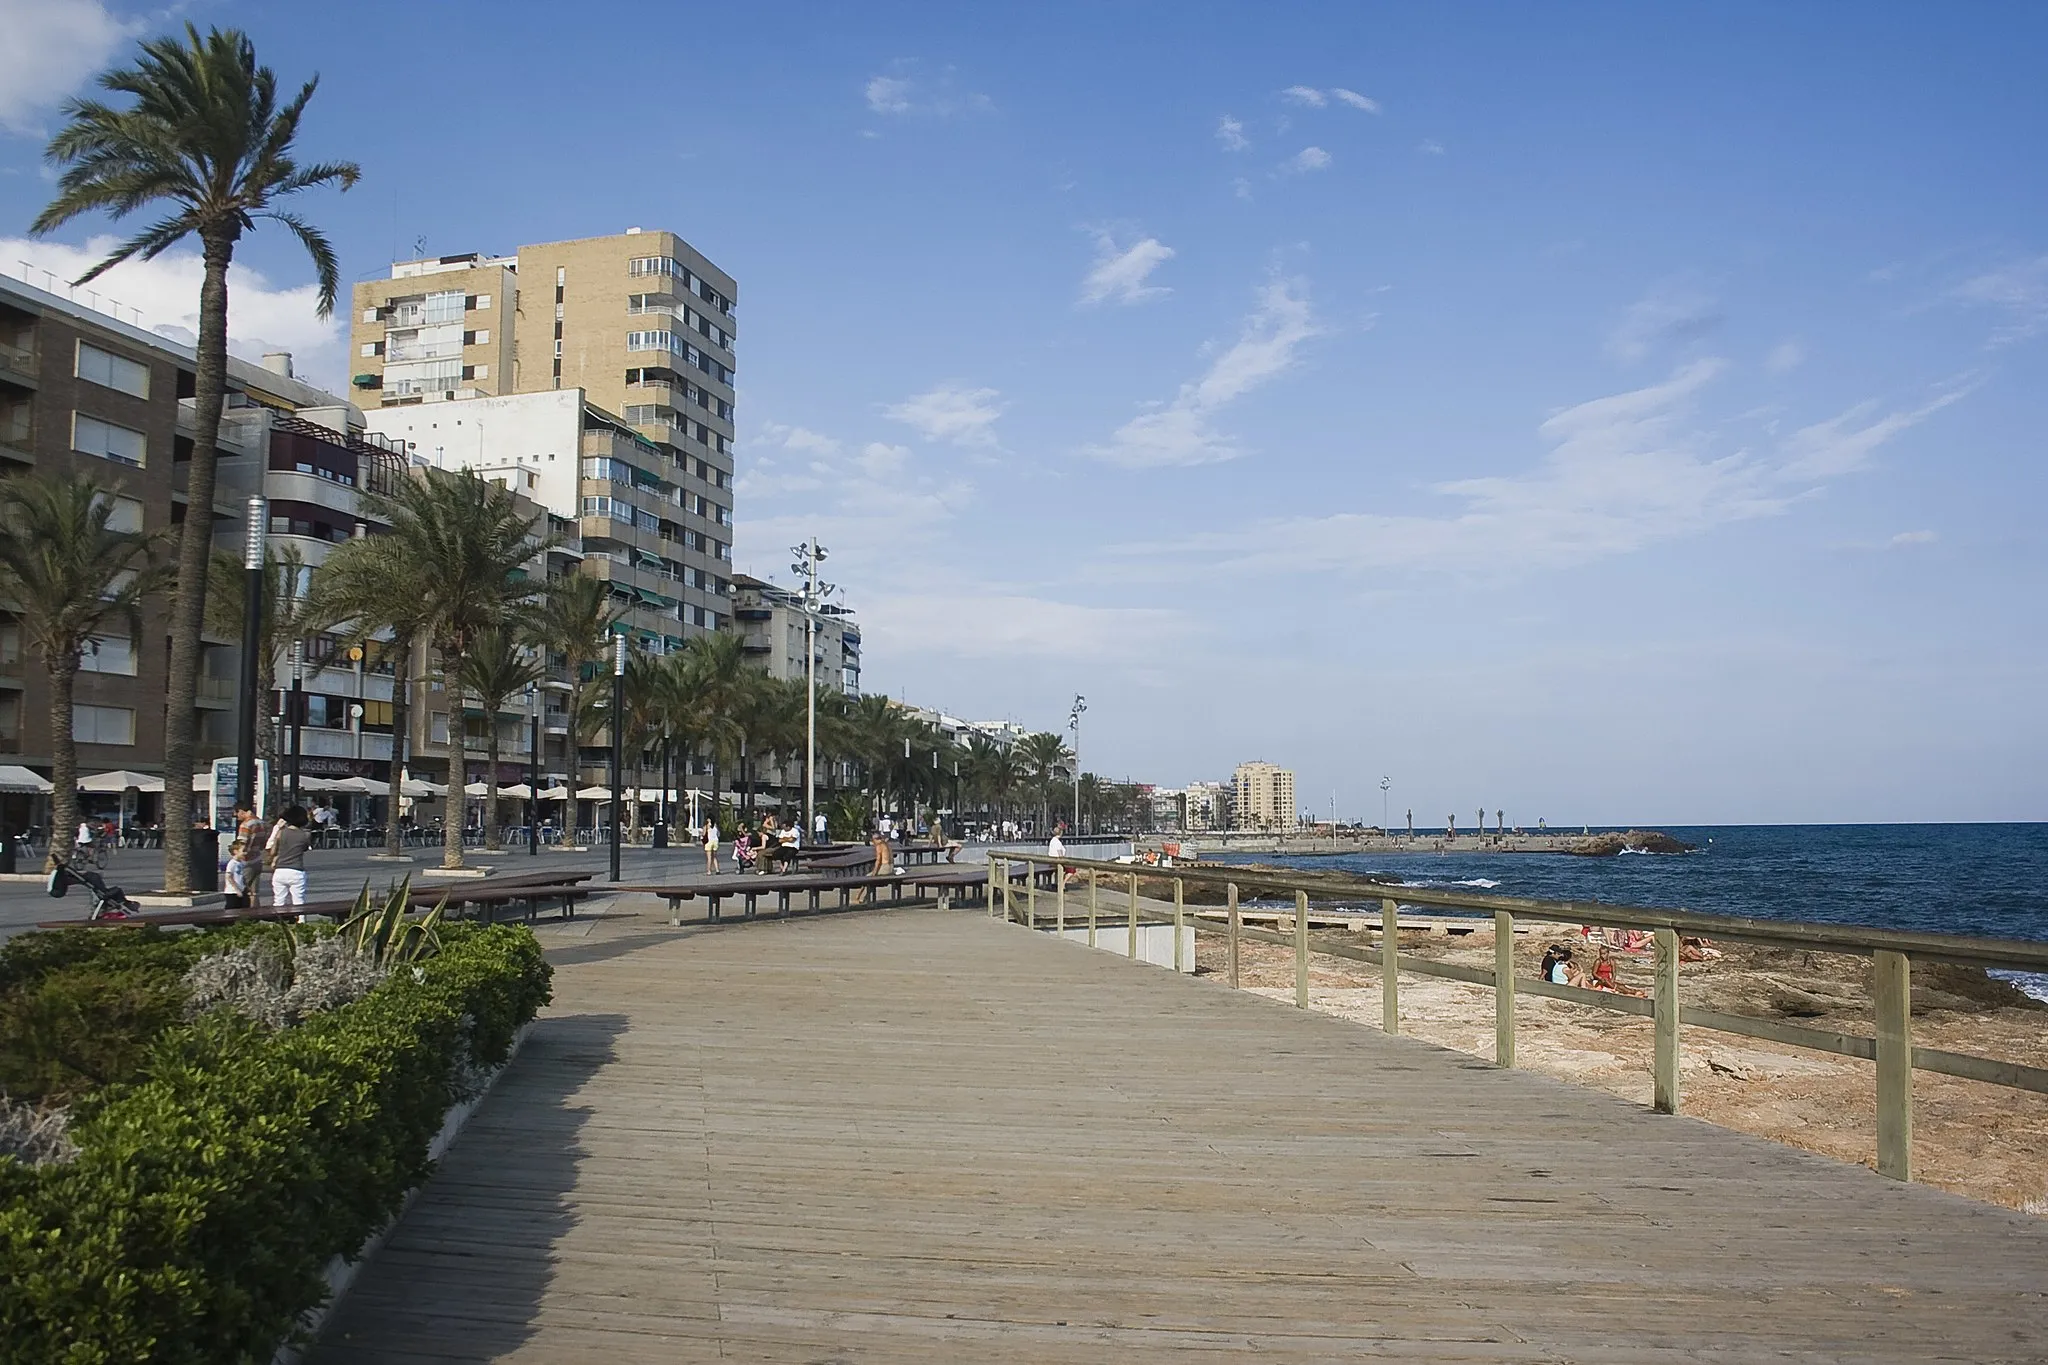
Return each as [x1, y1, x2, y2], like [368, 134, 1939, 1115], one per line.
[1212, 824, 2048, 996]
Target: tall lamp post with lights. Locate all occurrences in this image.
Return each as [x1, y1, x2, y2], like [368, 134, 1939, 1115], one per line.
[609, 634, 627, 882]
[1068, 695, 1086, 836]
[790, 539, 835, 842]
[234, 497, 266, 820]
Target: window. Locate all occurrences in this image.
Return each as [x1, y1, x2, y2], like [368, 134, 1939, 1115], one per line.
[72, 704, 135, 745]
[72, 413, 146, 467]
[76, 342, 149, 398]
[430, 711, 449, 745]
[94, 493, 144, 533]
[473, 364, 488, 380]
[80, 632, 136, 675]
[471, 293, 491, 310]
[626, 330, 688, 354]
[360, 342, 380, 357]
[421, 290, 465, 324]
[361, 307, 379, 324]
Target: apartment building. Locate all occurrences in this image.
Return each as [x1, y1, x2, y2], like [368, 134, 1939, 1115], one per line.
[731, 574, 860, 694]
[348, 228, 738, 647]
[1153, 780, 1230, 832]
[1231, 761, 1297, 832]
[362, 388, 731, 652]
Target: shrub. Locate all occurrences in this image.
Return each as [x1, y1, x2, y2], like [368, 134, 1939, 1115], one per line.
[0, 921, 551, 1363]
[0, 961, 191, 1106]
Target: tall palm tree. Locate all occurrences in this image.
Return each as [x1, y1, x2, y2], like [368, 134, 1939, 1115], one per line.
[682, 631, 749, 807]
[1018, 731, 1073, 835]
[532, 573, 620, 760]
[203, 544, 318, 781]
[303, 560, 429, 861]
[33, 25, 359, 892]
[316, 469, 547, 869]
[455, 625, 543, 852]
[0, 474, 169, 866]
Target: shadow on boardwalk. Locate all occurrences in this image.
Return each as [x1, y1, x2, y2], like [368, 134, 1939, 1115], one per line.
[309, 1012, 626, 1364]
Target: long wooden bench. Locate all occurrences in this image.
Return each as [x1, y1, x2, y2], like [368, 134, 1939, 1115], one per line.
[39, 872, 597, 930]
[618, 865, 988, 925]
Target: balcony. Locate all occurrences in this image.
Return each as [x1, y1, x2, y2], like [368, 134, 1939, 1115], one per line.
[0, 655, 21, 688]
[197, 675, 235, 706]
[291, 728, 393, 761]
[0, 336, 35, 390]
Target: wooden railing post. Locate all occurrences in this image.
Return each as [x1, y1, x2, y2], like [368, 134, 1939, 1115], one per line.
[1056, 870, 1066, 934]
[1128, 872, 1140, 960]
[1173, 878, 1186, 973]
[1381, 896, 1399, 1034]
[1026, 860, 1037, 930]
[1653, 927, 1680, 1114]
[1295, 890, 1310, 1008]
[1875, 948, 1913, 1181]
[998, 858, 1012, 922]
[1494, 911, 1516, 1068]
[1087, 875, 1098, 948]
[1227, 883, 1240, 988]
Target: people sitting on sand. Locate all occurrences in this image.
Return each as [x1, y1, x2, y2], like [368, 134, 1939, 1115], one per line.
[1679, 934, 1723, 962]
[1539, 943, 1585, 987]
[1589, 950, 1647, 996]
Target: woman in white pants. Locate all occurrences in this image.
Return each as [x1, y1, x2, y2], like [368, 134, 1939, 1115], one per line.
[267, 806, 314, 910]
[701, 820, 721, 874]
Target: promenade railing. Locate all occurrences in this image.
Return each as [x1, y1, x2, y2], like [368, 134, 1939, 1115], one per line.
[989, 851, 2048, 1185]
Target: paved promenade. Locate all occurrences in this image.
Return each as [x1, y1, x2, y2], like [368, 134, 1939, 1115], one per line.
[311, 904, 2048, 1363]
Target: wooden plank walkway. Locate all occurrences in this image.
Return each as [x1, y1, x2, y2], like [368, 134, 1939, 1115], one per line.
[311, 907, 2048, 1363]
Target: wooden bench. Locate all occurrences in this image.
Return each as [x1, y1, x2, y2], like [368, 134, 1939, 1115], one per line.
[619, 865, 989, 925]
[39, 873, 596, 931]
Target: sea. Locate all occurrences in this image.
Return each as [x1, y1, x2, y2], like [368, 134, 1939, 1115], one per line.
[1210, 823, 2048, 1002]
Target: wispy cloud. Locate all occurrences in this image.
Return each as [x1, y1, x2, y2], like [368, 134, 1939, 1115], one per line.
[1281, 86, 1380, 112]
[1281, 85, 1328, 107]
[1282, 146, 1332, 174]
[1114, 361, 1967, 576]
[1889, 529, 1937, 547]
[1331, 88, 1380, 112]
[1083, 276, 1321, 468]
[0, 0, 140, 135]
[1417, 138, 1446, 155]
[861, 64, 993, 120]
[1951, 255, 2048, 345]
[1607, 281, 1724, 364]
[2, 235, 347, 390]
[883, 383, 1006, 448]
[1765, 339, 1807, 374]
[1216, 114, 1248, 151]
[1079, 231, 1175, 307]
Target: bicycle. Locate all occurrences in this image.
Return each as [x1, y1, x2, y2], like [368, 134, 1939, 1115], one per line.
[91, 839, 110, 870]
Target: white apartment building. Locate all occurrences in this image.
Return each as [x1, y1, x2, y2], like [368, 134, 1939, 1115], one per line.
[1232, 761, 1297, 832]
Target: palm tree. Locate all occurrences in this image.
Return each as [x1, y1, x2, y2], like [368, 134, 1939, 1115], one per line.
[455, 625, 543, 852]
[33, 25, 359, 892]
[203, 544, 319, 782]
[532, 573, 620, 760]
[965, 734, 1019, 827]
[682, 631, 749, 808]
[0, 474, 168, 866]
[316, 469, 547, 869]
[1018, 731, 1073, 834]
[304, 560, 429, 862]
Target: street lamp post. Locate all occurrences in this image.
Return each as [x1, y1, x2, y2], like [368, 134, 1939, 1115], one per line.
[790, 539, 833, 841]
[1379, 776, 1390, 836]
[526, 681, 540, 857]
[609, 634, 626, 882]
[235, 497, 266, 818]
[1068, 695, 1086, 835]
[287, 640, 304, 810]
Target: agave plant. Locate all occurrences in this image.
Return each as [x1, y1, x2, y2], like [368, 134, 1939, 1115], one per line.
[336, 876, 445, 967]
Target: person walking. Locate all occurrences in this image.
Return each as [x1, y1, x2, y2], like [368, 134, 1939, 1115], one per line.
[265, 805, 313, 913]
[701, 817, 721, 873]
[813, 810, 828, 844]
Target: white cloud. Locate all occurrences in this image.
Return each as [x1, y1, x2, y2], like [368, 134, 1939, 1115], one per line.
[1232, 177, 1253, 201]
[1079, 232, 1175, 306]
[865, 75, 912, 114]
[1281, 86, 1328, 107]
[1083, 276, 1320, 468]
[1889, 529, 1937, 548]
[1765, 339, 1807, 374]
[1951, 255, 2048, 345]
[1, 234, 347, 391]
[861, 66, 993, 120]
[1331, 88, 1380, 112]
[860, 591, 1190, 663]
[856, 441, 910, 477]
[758, 422, 842, 457]
[0, 0, 140, 135]
[1118, 360, 1967, 576]
[1282, 146, 1331, 174]
[1216, 115, 1248, 152]
[883, 383, 1006, 447]
[1606, 282, 1723, 364]
[1417, 138, 1446, 155]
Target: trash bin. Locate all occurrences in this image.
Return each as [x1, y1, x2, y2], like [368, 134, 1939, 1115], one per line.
[0, 828, 15, 875]
[651, 822, 669, 849]
[188, 827, 219, 893]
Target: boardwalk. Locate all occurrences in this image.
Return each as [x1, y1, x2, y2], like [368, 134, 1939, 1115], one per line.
[313, 906, 2048, 1363]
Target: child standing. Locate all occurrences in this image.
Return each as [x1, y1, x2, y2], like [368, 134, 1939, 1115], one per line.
[222, 839, 252, 911]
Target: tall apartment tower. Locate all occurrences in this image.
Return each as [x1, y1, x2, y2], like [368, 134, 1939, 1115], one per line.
[1232, 761, 1297, 832]
[348, 228, 739, 649]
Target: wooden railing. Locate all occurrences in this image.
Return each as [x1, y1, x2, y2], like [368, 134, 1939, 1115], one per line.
[989, 852, 2048, 1184]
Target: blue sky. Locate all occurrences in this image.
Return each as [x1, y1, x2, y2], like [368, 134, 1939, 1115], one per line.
[4, 1, 2045, 824]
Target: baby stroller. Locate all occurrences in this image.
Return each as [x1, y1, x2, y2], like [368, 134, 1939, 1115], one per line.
[731, 835, 757, 873]
[46, 851, 139, 920]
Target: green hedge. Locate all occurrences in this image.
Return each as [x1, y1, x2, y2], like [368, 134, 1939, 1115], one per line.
[0, 922, 552, 1363]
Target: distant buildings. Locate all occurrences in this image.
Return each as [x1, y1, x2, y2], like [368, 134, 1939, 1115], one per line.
[732, 574, 860, 694]
[1151, 781, 1231, 833]
[1232, 761, 1297, 831]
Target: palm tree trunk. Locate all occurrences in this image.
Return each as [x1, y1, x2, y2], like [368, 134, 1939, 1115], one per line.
[384, 633, 410, 860]
[442, 648, 465, 870]
[159, 234, 233, 892]
[483, 710, 502, 852]
[46, 652, 79, 870]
